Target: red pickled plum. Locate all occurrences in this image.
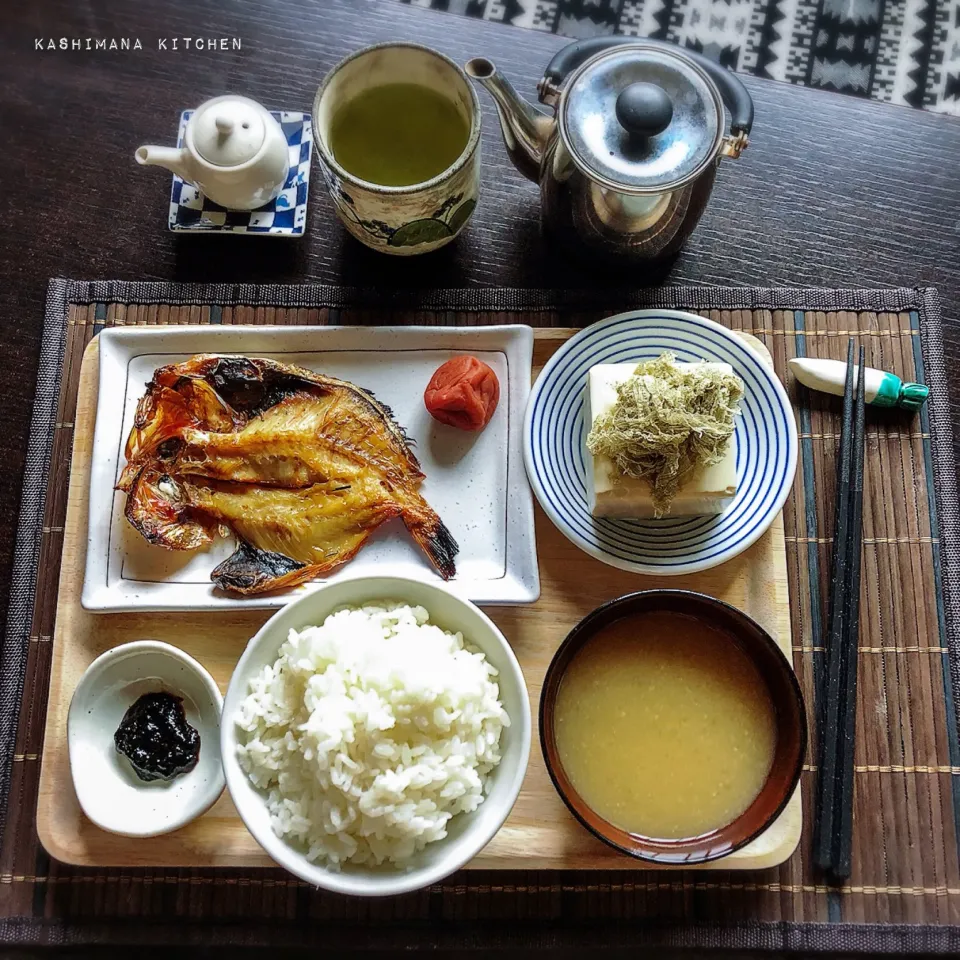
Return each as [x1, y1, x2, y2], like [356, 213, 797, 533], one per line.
[424, 356, 500, 432]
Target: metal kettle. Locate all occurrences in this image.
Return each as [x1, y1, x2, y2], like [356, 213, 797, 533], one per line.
[466, 38, 754, 263]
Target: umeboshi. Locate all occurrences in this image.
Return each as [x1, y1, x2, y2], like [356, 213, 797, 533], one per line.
[424, 355, 500, 432]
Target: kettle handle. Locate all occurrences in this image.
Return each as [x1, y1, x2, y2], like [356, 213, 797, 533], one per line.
[541, 37, 754, 137]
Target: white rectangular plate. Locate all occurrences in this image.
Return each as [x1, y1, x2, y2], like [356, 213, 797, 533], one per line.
[82, 325, 539, 611]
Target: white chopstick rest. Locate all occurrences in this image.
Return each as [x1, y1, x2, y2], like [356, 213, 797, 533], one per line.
[789, 357, 928, 411]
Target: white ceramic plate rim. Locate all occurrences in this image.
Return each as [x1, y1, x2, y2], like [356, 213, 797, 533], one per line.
[220, 573, 532, 896]
[82, 324, 539, 611]
[523, 309, 799, 576]
[67, 639, 225, 838]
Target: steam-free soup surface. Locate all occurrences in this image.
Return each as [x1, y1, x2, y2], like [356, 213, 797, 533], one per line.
[554, 612, 777, 839]
[329, 83, 469, 187]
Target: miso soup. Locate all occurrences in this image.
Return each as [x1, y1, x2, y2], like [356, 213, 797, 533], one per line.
[554, 612, 777, 839]
[328, 83, 469, 187]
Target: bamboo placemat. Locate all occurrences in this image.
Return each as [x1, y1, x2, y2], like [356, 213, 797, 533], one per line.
[1, 279, 958, 951]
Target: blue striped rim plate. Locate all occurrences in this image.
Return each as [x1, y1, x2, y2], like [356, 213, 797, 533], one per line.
[523, 310, 799, 576]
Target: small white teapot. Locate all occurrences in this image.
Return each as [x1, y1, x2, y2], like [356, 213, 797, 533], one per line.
[136, 95, 290, 211]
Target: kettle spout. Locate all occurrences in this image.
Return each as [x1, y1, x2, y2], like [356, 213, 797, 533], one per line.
[135, 145, 192, 182]
[465, 58, 552, 184]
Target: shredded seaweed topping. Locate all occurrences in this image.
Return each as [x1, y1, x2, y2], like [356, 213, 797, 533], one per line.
[586, 352, 744, 517]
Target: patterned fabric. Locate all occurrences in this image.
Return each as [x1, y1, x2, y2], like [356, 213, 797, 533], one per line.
[403, 0, 960, 114]
[169, 111, 312, 235]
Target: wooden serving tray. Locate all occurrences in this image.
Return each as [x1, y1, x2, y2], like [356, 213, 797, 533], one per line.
[37, 330, 799, 871]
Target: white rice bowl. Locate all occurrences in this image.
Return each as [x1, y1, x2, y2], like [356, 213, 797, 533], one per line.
[234, 602, 510, 870]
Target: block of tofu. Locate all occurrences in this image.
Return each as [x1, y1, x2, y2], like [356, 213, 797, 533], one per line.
[584, 362, 738, 519]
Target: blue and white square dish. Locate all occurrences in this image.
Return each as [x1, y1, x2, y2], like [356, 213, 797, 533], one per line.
[168, 110, 312, 236]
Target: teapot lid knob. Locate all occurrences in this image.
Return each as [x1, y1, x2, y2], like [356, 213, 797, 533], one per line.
[214, 114, 235, 135]
[615, 82, 673, 138]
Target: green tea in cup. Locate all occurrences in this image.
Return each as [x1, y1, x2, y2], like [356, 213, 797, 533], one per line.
[313, 43, 481, 256]
[329, 83, 469, 187]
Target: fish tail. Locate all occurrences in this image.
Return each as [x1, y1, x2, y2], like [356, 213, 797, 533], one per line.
[402, 497, 459, 579]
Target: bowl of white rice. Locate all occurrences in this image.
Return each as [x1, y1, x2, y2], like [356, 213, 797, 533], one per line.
[221, 575, 531, 896]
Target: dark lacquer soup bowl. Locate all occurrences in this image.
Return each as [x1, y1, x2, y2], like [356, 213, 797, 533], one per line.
[539, 589, 807, 865]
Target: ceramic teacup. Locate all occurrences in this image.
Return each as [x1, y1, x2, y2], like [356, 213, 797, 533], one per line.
[312, 43, 481, 255]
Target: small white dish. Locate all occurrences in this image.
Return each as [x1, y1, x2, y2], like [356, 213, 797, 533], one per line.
[67, 640, 225, 838]
[221, 574, 532, 897]
[524, 310, 798, 576]
[82, 324, 539, 611]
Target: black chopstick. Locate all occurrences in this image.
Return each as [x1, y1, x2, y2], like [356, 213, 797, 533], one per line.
[832, 345, 866, 879]
[812, 341, 855, 872]
[813, 340, 865, 881]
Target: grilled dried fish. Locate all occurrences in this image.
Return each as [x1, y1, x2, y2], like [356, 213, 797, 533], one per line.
[119, 355, 457, 594]
[175, 393, 417, 487]
[125, 463, 214, 551]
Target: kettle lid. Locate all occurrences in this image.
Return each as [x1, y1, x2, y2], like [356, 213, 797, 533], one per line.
[190, 96, 267, 167]
[559, 44, 724, 192]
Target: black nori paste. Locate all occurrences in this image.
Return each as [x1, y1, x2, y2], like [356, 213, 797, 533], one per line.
[113, 692, 200, 782]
